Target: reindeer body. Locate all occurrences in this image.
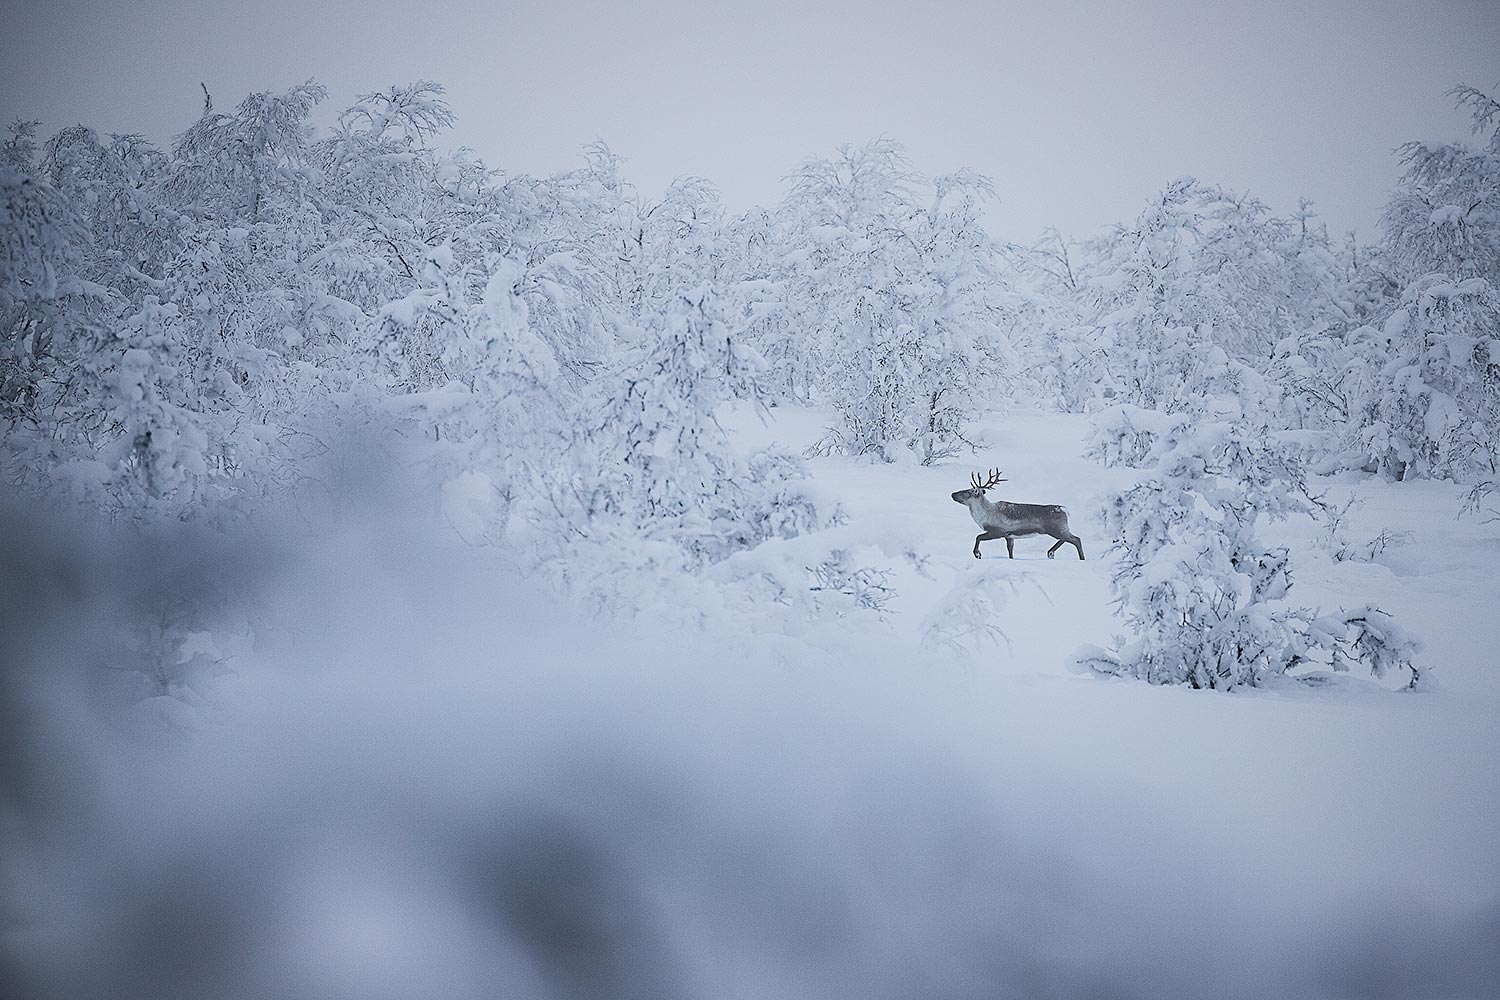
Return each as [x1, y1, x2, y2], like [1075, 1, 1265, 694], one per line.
[951, 472, 1085, 560]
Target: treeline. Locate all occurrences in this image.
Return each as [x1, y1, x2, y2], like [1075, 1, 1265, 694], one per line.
[1, 79, 1496, 687]
[1014, 106, 1500, 484]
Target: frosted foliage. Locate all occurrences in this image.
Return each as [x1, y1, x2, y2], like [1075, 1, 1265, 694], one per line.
[2, 165, 94, 431]
[1068, 179, 1328, 419]
[1, 79, 919, 646]
[0, 81, 628, 524]
[1383, 85, 1500, 285]
[370, 247, 565, 534]
[1079, 418, 1421, 689]
[1001, 229, 1095, 412]
[535, 285, 829, 610]
[1342, 84, 1500, 482]
[0, 74, 1476, 674]
[764, 141, 1007, 463]
[919, 567, 1034, 657]
[1083, 404, 1192, 468]
[1361, 275, 1500, 481]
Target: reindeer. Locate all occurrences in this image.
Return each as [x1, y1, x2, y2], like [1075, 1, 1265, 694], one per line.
[950, 468, 1085, 560]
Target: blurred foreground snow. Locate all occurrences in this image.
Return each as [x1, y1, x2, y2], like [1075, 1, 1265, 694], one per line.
[3, 408, 1498, 1000]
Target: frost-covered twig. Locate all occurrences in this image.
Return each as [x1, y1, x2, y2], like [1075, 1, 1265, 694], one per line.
[920, 566, 1043, 659]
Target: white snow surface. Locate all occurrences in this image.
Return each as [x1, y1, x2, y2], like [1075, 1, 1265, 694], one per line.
[5, 405, 1498, 1000]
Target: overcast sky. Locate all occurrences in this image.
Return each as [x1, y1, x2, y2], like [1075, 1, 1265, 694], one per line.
[3, 0, 1497, 240]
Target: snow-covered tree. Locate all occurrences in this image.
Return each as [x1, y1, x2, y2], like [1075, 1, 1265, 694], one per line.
[1359, 274, 1500, 480]
[2, 163, 88, 428]
[1, 158, 124, 502]
[627, 175, 726, 317]
[1074, 179, 1303, 419]
[92, 296, 215, 518]
[41, 125, 169, 287]
[777, 140, 1007, 463]
[720, 207, 804, 401]
[1078, 416, 1421, 689]
[545, 284, 822, 577]
[1353, 84, 1500, 482]
[354, 242, 571, 539]
[1382, 84, 1500, 286]
[164, 81, 326, 223]
[1000, 228, 1097, 411]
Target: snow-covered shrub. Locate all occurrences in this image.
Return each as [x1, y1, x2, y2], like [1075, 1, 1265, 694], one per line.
[919, 566, 1034, 658]
[1315, 495, 1412, 563]
[998, 229, 1100, 412]
[1356, 275, 1500, 482]
[1, 162, 105, 473]
[366, 247, 569, 536]
[1306, 607, 1425, 688]
[773, 141, 1008, 463]
[1345, 85, 1500, 483]
[1382, 84, 1500, 287]
[1075, 179, 1312, 420]
[1084, 404, 1191, 468]
[1077, 418, 1421, 690]
[1273, 318, 1394, 474]
[1461, 479, 1500, 524]
[531, 284, 832, 611]
[807, 550, 897, 618]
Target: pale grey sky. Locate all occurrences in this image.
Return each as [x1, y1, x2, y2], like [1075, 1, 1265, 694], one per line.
[2, 0, 1497, 240]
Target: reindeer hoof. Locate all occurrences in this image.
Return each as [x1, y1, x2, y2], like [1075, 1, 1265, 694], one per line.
[973, 552, 981, 559]
[1047, 551, 1055, 559]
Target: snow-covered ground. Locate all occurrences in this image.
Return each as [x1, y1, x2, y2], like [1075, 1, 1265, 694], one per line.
[7, 405, 1498, 999]
[735, 402, 1500, 688]
[725, 402, 1500, 991]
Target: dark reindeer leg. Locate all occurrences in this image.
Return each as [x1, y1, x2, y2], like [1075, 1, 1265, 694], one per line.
[1004, 536, 1015, 559]
[1047, 533, 1086, 559]
[973, 529, 1003, 559]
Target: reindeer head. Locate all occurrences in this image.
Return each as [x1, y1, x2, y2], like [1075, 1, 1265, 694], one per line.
[951, 468, 1007, 504]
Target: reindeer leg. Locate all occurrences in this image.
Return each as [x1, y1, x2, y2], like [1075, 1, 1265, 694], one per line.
[1004, 536, 1015, 559]
[973, 529, 1002, 559]
[1070, 535, 1085, 560]
[1047, 536, 1065, 559]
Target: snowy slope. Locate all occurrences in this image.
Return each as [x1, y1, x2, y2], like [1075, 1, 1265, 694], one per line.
[725, 401, 1500, 936]
[9, 405, 1498, 999]
[732, 401, 1500, 692]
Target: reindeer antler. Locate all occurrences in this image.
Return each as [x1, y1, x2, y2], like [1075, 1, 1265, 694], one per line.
[969, 468, 1007, 491]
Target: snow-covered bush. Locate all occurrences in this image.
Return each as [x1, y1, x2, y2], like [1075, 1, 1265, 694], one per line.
[998, 229, 1098, 412]
[1382, 84, 1500, 287]
[1, 160, 103, 466]
[1083, 403, 1191, 468]
[366, 246, 568, 536]
[530, 284, 831, 611]
[771, 141, 1008, 463]
[919, 566, 1035, 658]
[1461, 479, 1500, 524]
[1344, 84, 1500, 483]
[1359, 275, 1500, 481]
[1077, 417, 1421, 690]
[1073, 180, 1305, 419]
[1315, 495, 1412, 563]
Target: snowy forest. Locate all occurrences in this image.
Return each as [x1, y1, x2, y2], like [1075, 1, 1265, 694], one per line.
[4, 77, 1499, 998]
